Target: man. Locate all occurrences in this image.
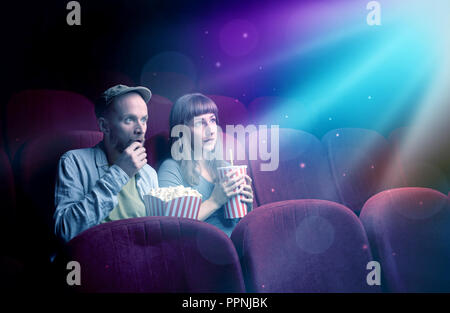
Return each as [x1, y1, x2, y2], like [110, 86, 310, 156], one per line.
[54, 84, 158, 243]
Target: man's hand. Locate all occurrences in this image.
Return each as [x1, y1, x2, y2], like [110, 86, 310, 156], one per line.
[114, 141, 147, 178]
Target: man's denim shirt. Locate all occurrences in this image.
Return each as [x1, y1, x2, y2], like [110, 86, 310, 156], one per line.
[53, 142, 158, 243]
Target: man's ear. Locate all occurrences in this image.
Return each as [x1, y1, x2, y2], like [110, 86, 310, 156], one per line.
[98, 117, 110, 134]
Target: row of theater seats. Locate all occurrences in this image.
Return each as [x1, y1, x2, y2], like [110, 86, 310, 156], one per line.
[0, 91, 245, 161]
[2, 90, 447, 193]
[0, 89, 449, 292]
[1, 128, 449, 292]
[57, 188, 449, 293]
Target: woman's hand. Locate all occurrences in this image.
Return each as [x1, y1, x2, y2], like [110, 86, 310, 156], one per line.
[209, 170, 245, 209]
[239, 174, 254, 211]
[199, 171, 253, 221]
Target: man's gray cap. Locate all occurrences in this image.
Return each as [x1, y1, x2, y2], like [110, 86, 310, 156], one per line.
[101, 84, 152, 104]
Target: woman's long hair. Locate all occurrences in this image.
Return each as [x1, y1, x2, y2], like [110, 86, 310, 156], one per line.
[169, 93, 227, 186]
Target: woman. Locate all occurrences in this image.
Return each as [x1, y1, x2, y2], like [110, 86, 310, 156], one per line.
[157, 93, 253, 237]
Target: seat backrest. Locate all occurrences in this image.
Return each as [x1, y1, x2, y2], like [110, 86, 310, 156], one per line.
[207, 95, 249, 129]
[231, 199, 379, 292]
[5, 89, 98, 159]
[360, 187, 450, 292]
[322, 128, 401, 214]
[64, 216, 246, 293]
[146, 94, 173, 138]
[18, 130, 103, 222]
[15, 130, 103, 259]
[145, 131, 170, 170]
[248, 127, 340, 207]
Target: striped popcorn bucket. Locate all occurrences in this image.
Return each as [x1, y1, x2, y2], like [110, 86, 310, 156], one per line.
[217, 165, 248, 219]
[143, 195, 202, 219]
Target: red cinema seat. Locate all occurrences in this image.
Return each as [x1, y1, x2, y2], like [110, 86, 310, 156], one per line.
[146, 94, 173, 138]
[360, 187, 450, 292]
[5, 89, 98, 160]
[206, 95, 249, 129]
[322, 128, 402, 214]
[16, 130, 103, 258]
[144, 94, 172, 169]
[231, 200, 379, 292]
[145, 132, 170, 170]
[248, 127, 340, 207]
[62, 217, 246, 293]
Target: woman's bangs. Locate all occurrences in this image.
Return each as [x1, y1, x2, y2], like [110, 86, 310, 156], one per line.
[189, 96, 218, 121]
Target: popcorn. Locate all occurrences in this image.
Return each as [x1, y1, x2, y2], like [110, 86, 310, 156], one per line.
[147, 186, 202, 201]
[144, 186, 202, 219]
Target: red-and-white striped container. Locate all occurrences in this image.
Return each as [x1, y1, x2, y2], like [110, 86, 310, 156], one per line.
[218, 165, 248, 219]
[144, 195, 202, 219]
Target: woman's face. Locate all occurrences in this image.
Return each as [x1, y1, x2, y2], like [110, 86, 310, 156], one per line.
[189, 113, 218, 155]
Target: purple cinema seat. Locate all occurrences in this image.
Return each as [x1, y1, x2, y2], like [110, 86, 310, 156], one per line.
[145, 132, 170, 170]
[322, 128, 401, 214]
[5, 89, 98, 160]
[360, 187, 450, 292]
[16, 130, 103, 256]
[146, 94, 173, 138]
[64, 216, 246, 293]
[231, 200, 379, 292]
[206, 95, 249, 129]
[144, 94, 173, 169]
[248, 128, 340, 207]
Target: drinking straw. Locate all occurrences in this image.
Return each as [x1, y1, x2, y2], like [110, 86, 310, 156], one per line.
[229, 148, 234, 166]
